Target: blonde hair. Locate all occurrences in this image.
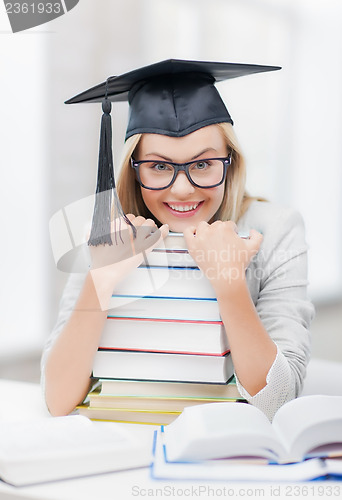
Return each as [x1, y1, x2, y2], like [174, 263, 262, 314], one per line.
[116, 123, 262, 224]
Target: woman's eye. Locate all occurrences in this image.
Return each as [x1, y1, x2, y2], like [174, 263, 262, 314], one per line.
[152, 163, 170, 171]
[195, 161, 209, 169]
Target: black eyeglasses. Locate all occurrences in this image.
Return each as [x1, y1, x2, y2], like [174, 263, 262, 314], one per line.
[131, 154, 232, 190]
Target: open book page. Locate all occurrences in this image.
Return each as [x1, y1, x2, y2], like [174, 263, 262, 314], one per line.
[163, 402, 286, 462]
[272, 395, 342, 462]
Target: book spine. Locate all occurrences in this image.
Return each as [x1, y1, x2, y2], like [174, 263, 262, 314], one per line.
[99, 317, 228, 355]
[97, 347, 230, 356]
[93, 351, 233, 384]
[114, 266, 216, 299]
[105, 317, 223, 325]
[143, 249, 197, 268]
[108, 295, 221, 321]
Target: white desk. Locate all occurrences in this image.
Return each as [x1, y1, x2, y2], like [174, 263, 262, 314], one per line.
[0, 362, 341, 500]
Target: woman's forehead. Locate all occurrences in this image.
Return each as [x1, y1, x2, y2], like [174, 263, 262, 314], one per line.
[136, 125, 227, 161]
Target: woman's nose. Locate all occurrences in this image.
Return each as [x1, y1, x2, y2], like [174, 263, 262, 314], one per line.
[170, 171, 196, 196]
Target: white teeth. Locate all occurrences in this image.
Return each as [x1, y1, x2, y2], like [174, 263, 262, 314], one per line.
[168, 203, 199, 212]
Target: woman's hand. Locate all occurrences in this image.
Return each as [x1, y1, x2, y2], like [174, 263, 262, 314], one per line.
[183, 220, 262, 296]
[89, 215, 169, 309]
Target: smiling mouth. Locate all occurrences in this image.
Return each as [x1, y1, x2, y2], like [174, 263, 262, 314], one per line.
[165, 201, 203, 213]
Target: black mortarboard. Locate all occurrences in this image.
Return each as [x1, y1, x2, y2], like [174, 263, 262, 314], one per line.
[66, 59, 281, 246]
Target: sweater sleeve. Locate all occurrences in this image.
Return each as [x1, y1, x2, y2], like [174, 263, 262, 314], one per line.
[235, 345, 295, 420]
[235, 204, 315, 420]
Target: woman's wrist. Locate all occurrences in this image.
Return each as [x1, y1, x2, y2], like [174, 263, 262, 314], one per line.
[212, 272, 249, 301]
[87, 268, 119, 311]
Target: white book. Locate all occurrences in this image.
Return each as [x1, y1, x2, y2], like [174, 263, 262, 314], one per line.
[113, 266, 216, 299]
[152, 429, 342, 482]
[158, 395, 342, 464]
[99, 317, 229, 355]
[99, 378, 240, 399]
[144, 249, 197, 268]
[108, 295, 221, 321]
[0, 415, 150, 486]
[93, 350, 234, 384]
[156, 232, 188, 250]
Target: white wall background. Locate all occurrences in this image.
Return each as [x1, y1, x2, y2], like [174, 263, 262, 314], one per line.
[0, 15, 49, 355]
[1, 0, 341, 358]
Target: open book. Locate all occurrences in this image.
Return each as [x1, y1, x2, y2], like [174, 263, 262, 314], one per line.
[152, 430, 342, 482]
[0, 415, 150, 486]
[159, 395, 342, 464]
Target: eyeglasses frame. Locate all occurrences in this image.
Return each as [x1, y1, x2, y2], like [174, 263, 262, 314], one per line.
[130, 154, 232, 190]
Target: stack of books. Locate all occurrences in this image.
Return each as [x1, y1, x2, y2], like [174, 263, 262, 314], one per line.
[78, 233, 244, 424]
[78, 378, 243, 425]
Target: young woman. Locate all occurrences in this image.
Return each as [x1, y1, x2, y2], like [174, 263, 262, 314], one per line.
[42, 60, 314, 420]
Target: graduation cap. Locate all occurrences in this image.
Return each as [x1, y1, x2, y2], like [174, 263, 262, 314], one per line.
[66, 59, 281, 246]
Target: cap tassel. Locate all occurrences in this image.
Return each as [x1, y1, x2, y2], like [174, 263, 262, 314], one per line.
[88, 90, 136, 246]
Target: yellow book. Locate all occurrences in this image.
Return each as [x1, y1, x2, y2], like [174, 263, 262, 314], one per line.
[77, 403, 181, 425]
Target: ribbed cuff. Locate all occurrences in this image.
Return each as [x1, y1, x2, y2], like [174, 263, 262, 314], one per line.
[235, 345, 294, 421]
